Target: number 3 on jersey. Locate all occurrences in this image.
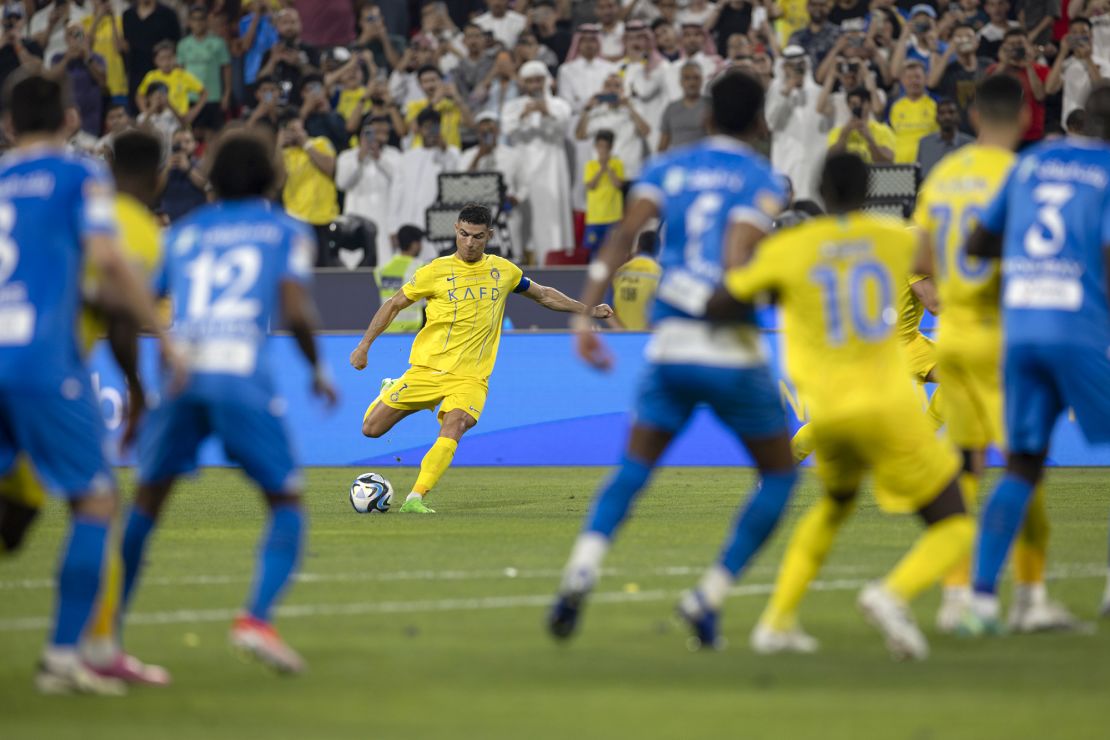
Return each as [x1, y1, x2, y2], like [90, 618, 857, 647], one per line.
[0, 202, 34, 346]
[811, 260, 894, 345]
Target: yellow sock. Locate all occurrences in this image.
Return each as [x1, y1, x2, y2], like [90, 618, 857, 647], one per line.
[925, 386, 944, 431]
[761, 495, 855, 631]
[885, 514, 975, 602]
[942, 472, 980, 589]
[413, 437, 459, 496]
[88, 546, 122, 640]
[1012, 483, 1049, 585]
[791, 423, 816, 464]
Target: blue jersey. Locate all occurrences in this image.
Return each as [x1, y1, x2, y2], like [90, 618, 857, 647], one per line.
[158, 199, 315, 408]
[981, 138, 1110, 350]
[631, 137, 786, 325]
[0, 148, 116, 390]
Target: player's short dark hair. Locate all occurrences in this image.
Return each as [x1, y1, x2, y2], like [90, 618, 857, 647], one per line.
[1065, 108, 1087, 133]
[1084, 81, 1110, 140]
[709, 70, 765, 137]
[594, 128, 614, 145]
[208, 129, 277, 199]
[819, 153, 869, 213]
[457, 203, 492, 228]
[973, 74, 1024, 123]
[792, 199, 825, 218]
[4, 73, 68, 135]
[847, 86, 871, 103]
[416, 107, 442, 127]
[111, 130, 162, 183]
[417, 64, 442, 79]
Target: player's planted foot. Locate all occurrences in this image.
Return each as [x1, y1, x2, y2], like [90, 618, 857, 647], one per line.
[399, 494, 436, 514]
[1007, 590, 1083, 633]
[35, 650, 127, 696]
[858, 583, 929, 661]
[750, 622, 819, 655]
[956, 593, 1005, 638]
[676, 589, 722, 650]
[935, 586, 971, 635]
[547, 591, 586, 641]
[86, 652, 172, 686]
[230, 615, 306, 674]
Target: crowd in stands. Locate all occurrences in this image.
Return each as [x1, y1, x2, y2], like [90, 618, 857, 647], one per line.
[4, 0, 1105, 266]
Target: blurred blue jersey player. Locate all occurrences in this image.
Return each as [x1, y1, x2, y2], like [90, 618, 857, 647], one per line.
[116, 129, 337, 674]
[0, 74, 180, 695]
[548, 71, 798, 648]
[962, 82, 1110, 633]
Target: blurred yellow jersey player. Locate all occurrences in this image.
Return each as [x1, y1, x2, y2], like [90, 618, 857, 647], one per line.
[913, 74, 1076, 634]
[610, 231, 660, 330]
[726, 153, 971, 661]
[350, 204, 613, 513]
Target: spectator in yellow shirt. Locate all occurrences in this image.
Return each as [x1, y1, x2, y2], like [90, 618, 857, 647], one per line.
[84, 0, 127, 103]
[278, 109, 339, 264]
[827, 87, 896, 164]
[137, 40, 207, 126]
[888, 61, 938, 163]
[584, 129, 625, 256]
[403, 65, 475, 149]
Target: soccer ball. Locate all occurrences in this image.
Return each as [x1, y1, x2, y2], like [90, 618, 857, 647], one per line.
[349, 472, 393, 514]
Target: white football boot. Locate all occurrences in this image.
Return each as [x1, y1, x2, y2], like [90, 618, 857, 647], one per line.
[858, 583, 929, 661]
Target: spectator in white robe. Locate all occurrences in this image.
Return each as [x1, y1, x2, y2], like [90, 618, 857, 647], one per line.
[766, 47, 828, 202]
[459, 111, 529, 261]
[667, 23, 724, 99]
[575, 72, 652, 179]
[388, 107, 461, 260]
[335, 115, 403, 267]
[501, 60, 574, 263]
[621, 20, 670, 152]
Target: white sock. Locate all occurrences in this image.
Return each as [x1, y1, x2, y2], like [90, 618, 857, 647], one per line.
[1012, 582, 1047, 607]
[942, 585, 971, 602]
[42, 646, 81, 670]
[560, 532, 609, 594]
[971, 592, 1001, 620]
[80, 636, 120, 668]
[406, 492, 422, 503]
[697, 564, 733, 611]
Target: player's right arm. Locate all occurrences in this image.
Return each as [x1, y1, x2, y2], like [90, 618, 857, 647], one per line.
[349, 290, 417, 370]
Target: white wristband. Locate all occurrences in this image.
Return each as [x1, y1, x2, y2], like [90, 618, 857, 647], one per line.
[587, 261, 611, 282]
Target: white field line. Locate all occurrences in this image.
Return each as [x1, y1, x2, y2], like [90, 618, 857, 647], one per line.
[0, 563, 880, 592]
[0, 564, 1103, 634]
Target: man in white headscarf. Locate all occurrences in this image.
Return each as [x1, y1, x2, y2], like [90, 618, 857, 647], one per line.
[558, 25, 619, 212]
[501, 60, 574, 263]
[766, 46, 827, 201]
[621, 20, 670, 153]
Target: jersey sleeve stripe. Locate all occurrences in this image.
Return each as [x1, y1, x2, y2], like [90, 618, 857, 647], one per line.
[629, 182, 664, 208]
[728, 205, 773, 233]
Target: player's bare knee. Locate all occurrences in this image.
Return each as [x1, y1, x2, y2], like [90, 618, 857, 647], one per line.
[917, 476, 967, 526]
[135, 483, 172, 519]
[71, 490, 118, 522]
[1007, 452, 1046, 486]
[440, 411, 475, 440]
[0, 502, 39, 554]
[362, 417, 386, 438]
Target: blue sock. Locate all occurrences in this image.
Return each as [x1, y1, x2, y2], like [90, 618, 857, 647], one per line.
[719, 470, 798, 577]
[584, 456, 653, 539]
[247, 505, 305, 622]
[120, 507, 156, 610]
[52, 517, 109, 647]
[973, 474, 1035, 595]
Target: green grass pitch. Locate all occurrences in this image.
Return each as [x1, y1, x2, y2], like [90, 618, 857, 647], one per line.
[1, 467, 1108, 740]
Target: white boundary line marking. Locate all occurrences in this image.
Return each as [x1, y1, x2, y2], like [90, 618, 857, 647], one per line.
[0, 564, 1103, 633]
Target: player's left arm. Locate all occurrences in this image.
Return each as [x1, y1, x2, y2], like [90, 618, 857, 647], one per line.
[706, 185, 784, 318]
[520, 279, 613, 318]
[280, 230, 338, 406]
[910, 275, 940, 315]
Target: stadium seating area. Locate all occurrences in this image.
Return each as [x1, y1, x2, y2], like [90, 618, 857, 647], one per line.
[2, 0, 1102, 265]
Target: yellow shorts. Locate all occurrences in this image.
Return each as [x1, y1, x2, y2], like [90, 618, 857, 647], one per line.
[811, 386, 961, 514]
[0, 455, 48, 510]
[372, 365, 488, 423]
[900, 332, 937, 383]
[935, 340, 1002, 450]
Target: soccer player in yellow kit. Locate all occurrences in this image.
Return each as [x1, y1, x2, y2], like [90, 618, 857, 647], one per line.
[0, 130, 170, 685]
[349, 204, 612, 513]
[727, 153, 973, 661]
[913, 75, 1078, 634]
[610, 231, 661, 330]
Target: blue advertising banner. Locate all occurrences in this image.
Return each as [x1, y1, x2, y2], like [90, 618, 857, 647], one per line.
[89, 332, 1110, 468]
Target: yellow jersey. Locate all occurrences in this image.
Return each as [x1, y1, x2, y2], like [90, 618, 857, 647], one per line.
[84, 15, 127, 97]
[282, 138, 339, 226]
[80, 194, 163, 352]
[138, 68, 205, 115]
[913, 144, 1012, 347]
[889, 95, 939, 164]
[895, 274, 928, 342]
[826, 120, 898, 164]
[726, 213, 916, 419]
[401, 253, 525, 379]
[584, 157, 625, 225]
[405, 98, 464, 149]
[612, 254, 660, 330]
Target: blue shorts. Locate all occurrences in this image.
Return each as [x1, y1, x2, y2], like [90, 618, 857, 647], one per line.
[0, 380, 114, 499]
[584, 223, 616, 254]
[634, 362, 788, 440]
[138, 396, 300, 493]
[1004, 343, 1110, 454]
